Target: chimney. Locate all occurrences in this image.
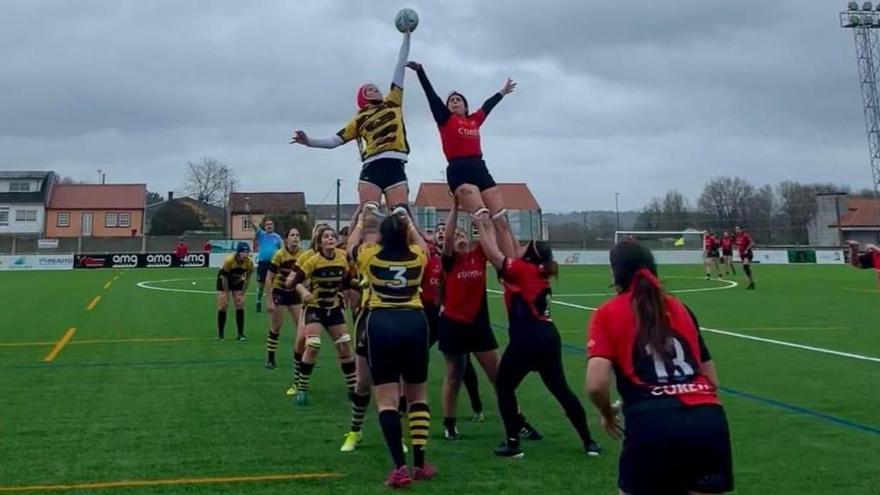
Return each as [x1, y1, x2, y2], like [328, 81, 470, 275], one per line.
[168, 191, 174, 201]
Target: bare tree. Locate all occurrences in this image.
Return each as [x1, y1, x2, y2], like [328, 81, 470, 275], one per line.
[697, 176, 756, 229]
[776, 181, 840, 244]
[184, 157, 237, 206]
[661, 190, 690, 230]
[634, 197, 663, 231]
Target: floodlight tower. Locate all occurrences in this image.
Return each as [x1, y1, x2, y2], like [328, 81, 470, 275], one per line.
[841, 2, 880, 194]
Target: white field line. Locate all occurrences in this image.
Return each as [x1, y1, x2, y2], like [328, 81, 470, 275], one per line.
[486, 289, 880, 364]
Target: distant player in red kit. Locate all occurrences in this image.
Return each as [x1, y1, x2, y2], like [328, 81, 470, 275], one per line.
[847, 240, 880, 288]
[735, 226, 755, 290]
[586, 241, 733, 494]
[703, 229, 721, 280]
[720, 231, 736, 277]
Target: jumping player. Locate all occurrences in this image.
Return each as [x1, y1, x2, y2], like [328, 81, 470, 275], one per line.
[245, 206, 283, 313]
[703, 229, 721, 280]
[290, 30, 413, 214]
[720, 231, 736, 276]
[264, 228, 304, 370]
[476, 219, 599, 459]
[286, 227, 355, 406]
[586, 241, 734, 494]
[847, 240, 880, 287]
[358, 210, 435, 487]
[407, 61, 518, 259]
[216, 242, 254, 341]
[735, 226, 756, 290]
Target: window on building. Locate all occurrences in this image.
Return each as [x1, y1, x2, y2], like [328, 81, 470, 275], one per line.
[57, 212, 70, 227]
[242, 216, 253, 231]
[9, 182, 31, 192]
[15, 209, 37, 222]
[0, 208, 8, 226]
[118, 212, 131, 228]
[106, 212, 118, 228]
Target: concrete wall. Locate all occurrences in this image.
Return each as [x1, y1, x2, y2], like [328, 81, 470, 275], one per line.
[808, 194, 847, 246]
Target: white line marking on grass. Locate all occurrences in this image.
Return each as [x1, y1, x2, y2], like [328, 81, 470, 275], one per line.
[137, 278, 255, 295]
[486, 289, 880, 364]
[531, 277, 738, 298]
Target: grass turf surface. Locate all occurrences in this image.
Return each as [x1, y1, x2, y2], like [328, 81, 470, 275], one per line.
[1, 265, 878, 494]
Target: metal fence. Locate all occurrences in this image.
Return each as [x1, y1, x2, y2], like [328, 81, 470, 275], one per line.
[0, 235, 216, 255]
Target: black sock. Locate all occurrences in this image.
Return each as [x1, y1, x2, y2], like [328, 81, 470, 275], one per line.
[443, 417, 457, 429]
[397, 395, 408, 416]
[266, 331, 279, 362]
[744, 264, 752, 278]
[379, 410, 406, 468]
[298, 362, 315, 391]
[349, 391, 370, 433]
[235, 309, 245, 336]
[341, 360, 357, 393]
[293, 352, 303, 382]
[408, 402, 430, 468]
[217, 311, 227, 338]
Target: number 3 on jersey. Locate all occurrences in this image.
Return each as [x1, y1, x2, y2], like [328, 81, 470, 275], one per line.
[388, 266, 407, 287]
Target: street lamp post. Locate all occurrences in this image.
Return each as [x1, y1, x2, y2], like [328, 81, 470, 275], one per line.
[614, 192, 621, 232]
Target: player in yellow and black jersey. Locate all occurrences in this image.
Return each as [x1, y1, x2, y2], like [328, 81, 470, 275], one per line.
[290, 30, 414, 215]
[286, 226, 356, 406]
[347, 208, 435, 480]
[263, 228, 305, 370]
[216, 242, 254, 341]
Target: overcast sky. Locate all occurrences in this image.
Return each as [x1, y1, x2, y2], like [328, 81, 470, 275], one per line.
[0, 0, 872, 211]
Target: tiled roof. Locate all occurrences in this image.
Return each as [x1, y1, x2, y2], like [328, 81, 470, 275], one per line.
[48, 184, 146, 210]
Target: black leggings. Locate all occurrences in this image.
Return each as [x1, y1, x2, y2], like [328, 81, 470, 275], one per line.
[496, 325, 592, 445]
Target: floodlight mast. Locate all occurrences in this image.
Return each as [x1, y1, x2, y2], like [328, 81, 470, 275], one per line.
[841, 1, 880, 195]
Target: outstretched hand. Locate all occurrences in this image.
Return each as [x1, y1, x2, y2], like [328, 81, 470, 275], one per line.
[500, 77, 517, 95]
[290, 130, 308, 145]
[406, 61, 422, 71]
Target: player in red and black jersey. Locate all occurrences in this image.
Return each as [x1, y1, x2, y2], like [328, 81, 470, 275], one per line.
[703, 229, 721, 280]
[847, 240, 880, 288]
[407, 61, 520, 268]
[476, 218, 599, 459]
[586, 241, 733, 495]
[735, 226, 755, 290]
[720, 231, 736, 277]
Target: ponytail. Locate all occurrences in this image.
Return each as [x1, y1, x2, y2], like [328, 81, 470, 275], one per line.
[631, 268, 674, 363]
[538, 260, 559, 279]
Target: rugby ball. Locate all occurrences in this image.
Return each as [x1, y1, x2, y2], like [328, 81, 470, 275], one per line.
[395, 8, 419, 33]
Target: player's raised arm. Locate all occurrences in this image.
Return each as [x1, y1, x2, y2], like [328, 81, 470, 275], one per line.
[408, 62, 451, 126]
[442, 200, 459, 258]
[290, 130, 345, 149]
[391, 31, 411, 90]
[475, 78, 515, 124]
[347, 208, 366, 259]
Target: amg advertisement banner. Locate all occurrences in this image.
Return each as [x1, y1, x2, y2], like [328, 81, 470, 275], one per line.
[73, 253, 209, 269]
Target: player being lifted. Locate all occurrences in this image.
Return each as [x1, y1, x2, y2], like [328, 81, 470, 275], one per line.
[286, 226, 356, 406]
[264, 228, 306, 370]
[290, 29, 413, 216]
[846, 240, 880, 287]
[720, 231, 736, 277]
[406, 60, 517, 259]
[245, 203, 283, 313]
[703, 229, 721, 280]
[735, 226, 756, 290]
[216, 242, 254, 341]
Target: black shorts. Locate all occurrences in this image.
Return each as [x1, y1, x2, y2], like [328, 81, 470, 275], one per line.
[272, 288, 301, 306]
[216, 275, 244, 293]
[438, 306, 498, 355]
[721, 250, 733, 257]
[304, 306, 346, 328]
[366, 309, 429, 386]
[619, 405, 734, 495]
[257, 260, 271, 284]
[446, 157, 497, 193]
[359, 158, 408, 191]
[424, 303, 440, 347]
[705, 250, 720, 259]
[740, 250, 754, 262]
[355, 308, 370, 357]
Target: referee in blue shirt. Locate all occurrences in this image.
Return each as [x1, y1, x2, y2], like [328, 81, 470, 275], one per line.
[247, 204, 283, 312]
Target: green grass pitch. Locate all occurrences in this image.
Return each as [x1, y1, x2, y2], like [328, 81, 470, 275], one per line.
[1, 264, 878, 494]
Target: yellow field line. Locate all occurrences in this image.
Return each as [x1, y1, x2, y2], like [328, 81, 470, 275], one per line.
[103, 281, 112, 290]
[86, 295, 101, 311]
[43, 328, 76, 363]
[113, 275, 120, 281]
[0, 472, 341, 493]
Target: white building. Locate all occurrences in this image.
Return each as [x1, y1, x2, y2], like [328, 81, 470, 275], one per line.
[0, 171, 55, 236]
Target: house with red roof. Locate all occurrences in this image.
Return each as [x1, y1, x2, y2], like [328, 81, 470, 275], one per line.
[809, 192, 880, 245]
[413, 182, 544, 240]
[46, 184, 147, 238]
